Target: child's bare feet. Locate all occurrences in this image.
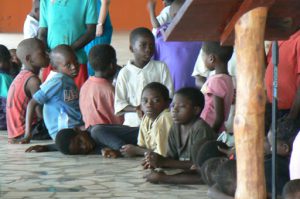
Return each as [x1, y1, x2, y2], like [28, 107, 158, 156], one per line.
[8, 138, 19, 144]
[101, 148, 121, 158]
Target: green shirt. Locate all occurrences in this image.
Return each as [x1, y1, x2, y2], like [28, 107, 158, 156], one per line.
[0, 72, 13, 98]
[40, 0, 97, 64]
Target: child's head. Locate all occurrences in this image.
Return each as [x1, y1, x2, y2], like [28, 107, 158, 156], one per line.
[200, 157, 228, 186]
[0, 44, 12, 72]
[129, 27, 155, 67]
[170, 0, 185, 19]
[201, 41, 233, 71]
[89, 44, 117, 79]
[215, 159, 237, 197]
[267, 119, 300, 157]
[55, 129, 95, 155]
[9, 49, 21, 67]
[282, 179, 300, 199]
[163, 0, 175, 7]
[31, 0, 40, 21]
[171, 87, 204, 124]
[17, 38, 49, 72]
[141, 82, 171, 120]
[50, 45, 79, 78]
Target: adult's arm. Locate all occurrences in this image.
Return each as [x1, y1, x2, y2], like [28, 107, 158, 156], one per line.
[96, 0, 111, 36]
[287, 85, 300, 119]
[38, 27, 48, 48]
[71, 24, 96, 51]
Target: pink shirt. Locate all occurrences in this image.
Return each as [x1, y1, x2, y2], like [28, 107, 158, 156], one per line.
[79, 77, 124, 128]
[200, 74, 234, 133]
[290, 131, 300, 180]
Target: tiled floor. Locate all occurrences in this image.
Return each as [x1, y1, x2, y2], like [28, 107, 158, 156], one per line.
[0, 33, 209, 198]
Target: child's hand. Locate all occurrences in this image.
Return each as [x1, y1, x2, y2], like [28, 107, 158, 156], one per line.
[218, 146, 235, 158]
[20, 136, 32, 144]
[25, 145, 49, 152]
[147, 0, 157, 11]
[144, 170, 164, 184]
[136, 106, 144, 119]
[142, 152, 164, 169]
[101, 148, 121, 158]
[120, 144, 137, 157]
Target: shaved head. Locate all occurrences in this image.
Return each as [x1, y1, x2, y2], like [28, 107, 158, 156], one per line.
[16, 38, 44, 63]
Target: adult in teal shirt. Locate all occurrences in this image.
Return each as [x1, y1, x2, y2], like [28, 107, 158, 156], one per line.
[38, 0, 98, 89]
[85, 0, 113, 76]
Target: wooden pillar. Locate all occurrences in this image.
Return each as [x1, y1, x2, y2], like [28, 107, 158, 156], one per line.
[234, 7, 268, 199]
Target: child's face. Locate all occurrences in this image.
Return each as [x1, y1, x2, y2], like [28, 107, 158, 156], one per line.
[171, 94, 200, 124]
[267, 130, 290, 157]
[201, 51, 215, 71]
[30, 45, 50, 69]
[58, 53, 79, 78]
[130, 35, 155, 66]
[141, 88, 169, 120]
[69, 132, 96, 155]
[10, 50, 21, 66]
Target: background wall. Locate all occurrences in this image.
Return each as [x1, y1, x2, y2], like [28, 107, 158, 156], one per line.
[0, 0, 163, 33]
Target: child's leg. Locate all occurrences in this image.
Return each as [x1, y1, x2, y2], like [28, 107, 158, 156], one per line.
[90, 124, 139, 151]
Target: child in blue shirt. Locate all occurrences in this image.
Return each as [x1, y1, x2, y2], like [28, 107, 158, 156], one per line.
[22, 45, 83, 143]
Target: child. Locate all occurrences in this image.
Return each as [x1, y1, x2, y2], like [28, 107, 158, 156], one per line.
[289, 131, 300, 180]
[147, 0, 174, 35]
[154, 0, 202, 91]
[0, 45, 13, 130]
[282, 179, 300, 199]
[143, 87, 215, 184]
[21, 44, 84, 143]
[114, 27, 173, 127]
[23, 0, 40, 39]
[200, 41, 234, 134]
[80, 44, 124, 128]
[121, 82, 173, 157]
[6, 38, 49, 143]
[9, 48, 22, 77]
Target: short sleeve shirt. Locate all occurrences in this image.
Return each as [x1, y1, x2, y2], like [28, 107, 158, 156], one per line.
[39, 0, 97, 64]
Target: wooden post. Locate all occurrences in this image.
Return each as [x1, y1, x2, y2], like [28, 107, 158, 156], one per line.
[234, 7, 268, 199]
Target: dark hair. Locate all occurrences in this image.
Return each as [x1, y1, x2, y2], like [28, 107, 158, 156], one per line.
[89, 44, 116, 72]
[164, 0, 175, 6]
[282, 179, 300, 199]
[0, 44, 11, 62]
[55, 129, 78, 155]
[175, 87, 205, 110]
[194, 140, 227, 167]
[276, 119, 300, 149]
[202, 41, 233, 64]
[142, 82, 170, 101]
[215, 160, 237, 197]
[129, 27, 154, 45]
[200, 157, 228, 186]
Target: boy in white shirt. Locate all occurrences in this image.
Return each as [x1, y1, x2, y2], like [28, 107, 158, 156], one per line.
[114, 27, 173, 127]
[23, 0, 40, 39]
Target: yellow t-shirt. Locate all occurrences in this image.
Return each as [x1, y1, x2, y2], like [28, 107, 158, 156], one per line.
[137, 109, 173, 156]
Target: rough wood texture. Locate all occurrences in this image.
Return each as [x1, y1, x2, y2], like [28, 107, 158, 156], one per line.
[234, 7, 267, 199]
[165, 0, 300, 44]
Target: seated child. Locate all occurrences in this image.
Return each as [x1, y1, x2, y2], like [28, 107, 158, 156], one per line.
[200, 41, 234, 134]
[143, 87, 215, 184]
[21, 44, 84, 143]
[0, 45, 13, 130]
[147, 0, 174, 35]
[23, 0, 39, 39]
[114, 27, 173, 127]
[154, 0, 202, 91]
[80, 44, 124, 128]
[26, 126, 138, 157]
[121, 82, 173, 157]
[6, 38, 50, 143]
[289, 131, 300, 180]
[9, 48, 22, 77]
[282, 179, 300, 199]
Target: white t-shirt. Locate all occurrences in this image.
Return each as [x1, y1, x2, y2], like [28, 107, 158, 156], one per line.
[152, 6, 172, 35]
[114, 60, 174, 127]
[290, 131, 300, 180]
[23, 15, 39, 39]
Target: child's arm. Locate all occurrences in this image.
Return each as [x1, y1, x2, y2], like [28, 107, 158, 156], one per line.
[142, 152, 193, 170]
[20, 99, 40, 144]
[96, 0, 110, 36]
[120, 144, 149, 157]
[147, 0, 161, 28]
[207, 185, 234, 199]
[212, 95, 225, 133]
[144, 170, 203, 184]
[26, 76, 43, 118]
[195, 75, 207, 89]
[25, 144, 58, 153]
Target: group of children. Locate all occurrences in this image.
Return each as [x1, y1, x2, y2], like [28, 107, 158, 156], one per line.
[1, 0, 300, 198]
